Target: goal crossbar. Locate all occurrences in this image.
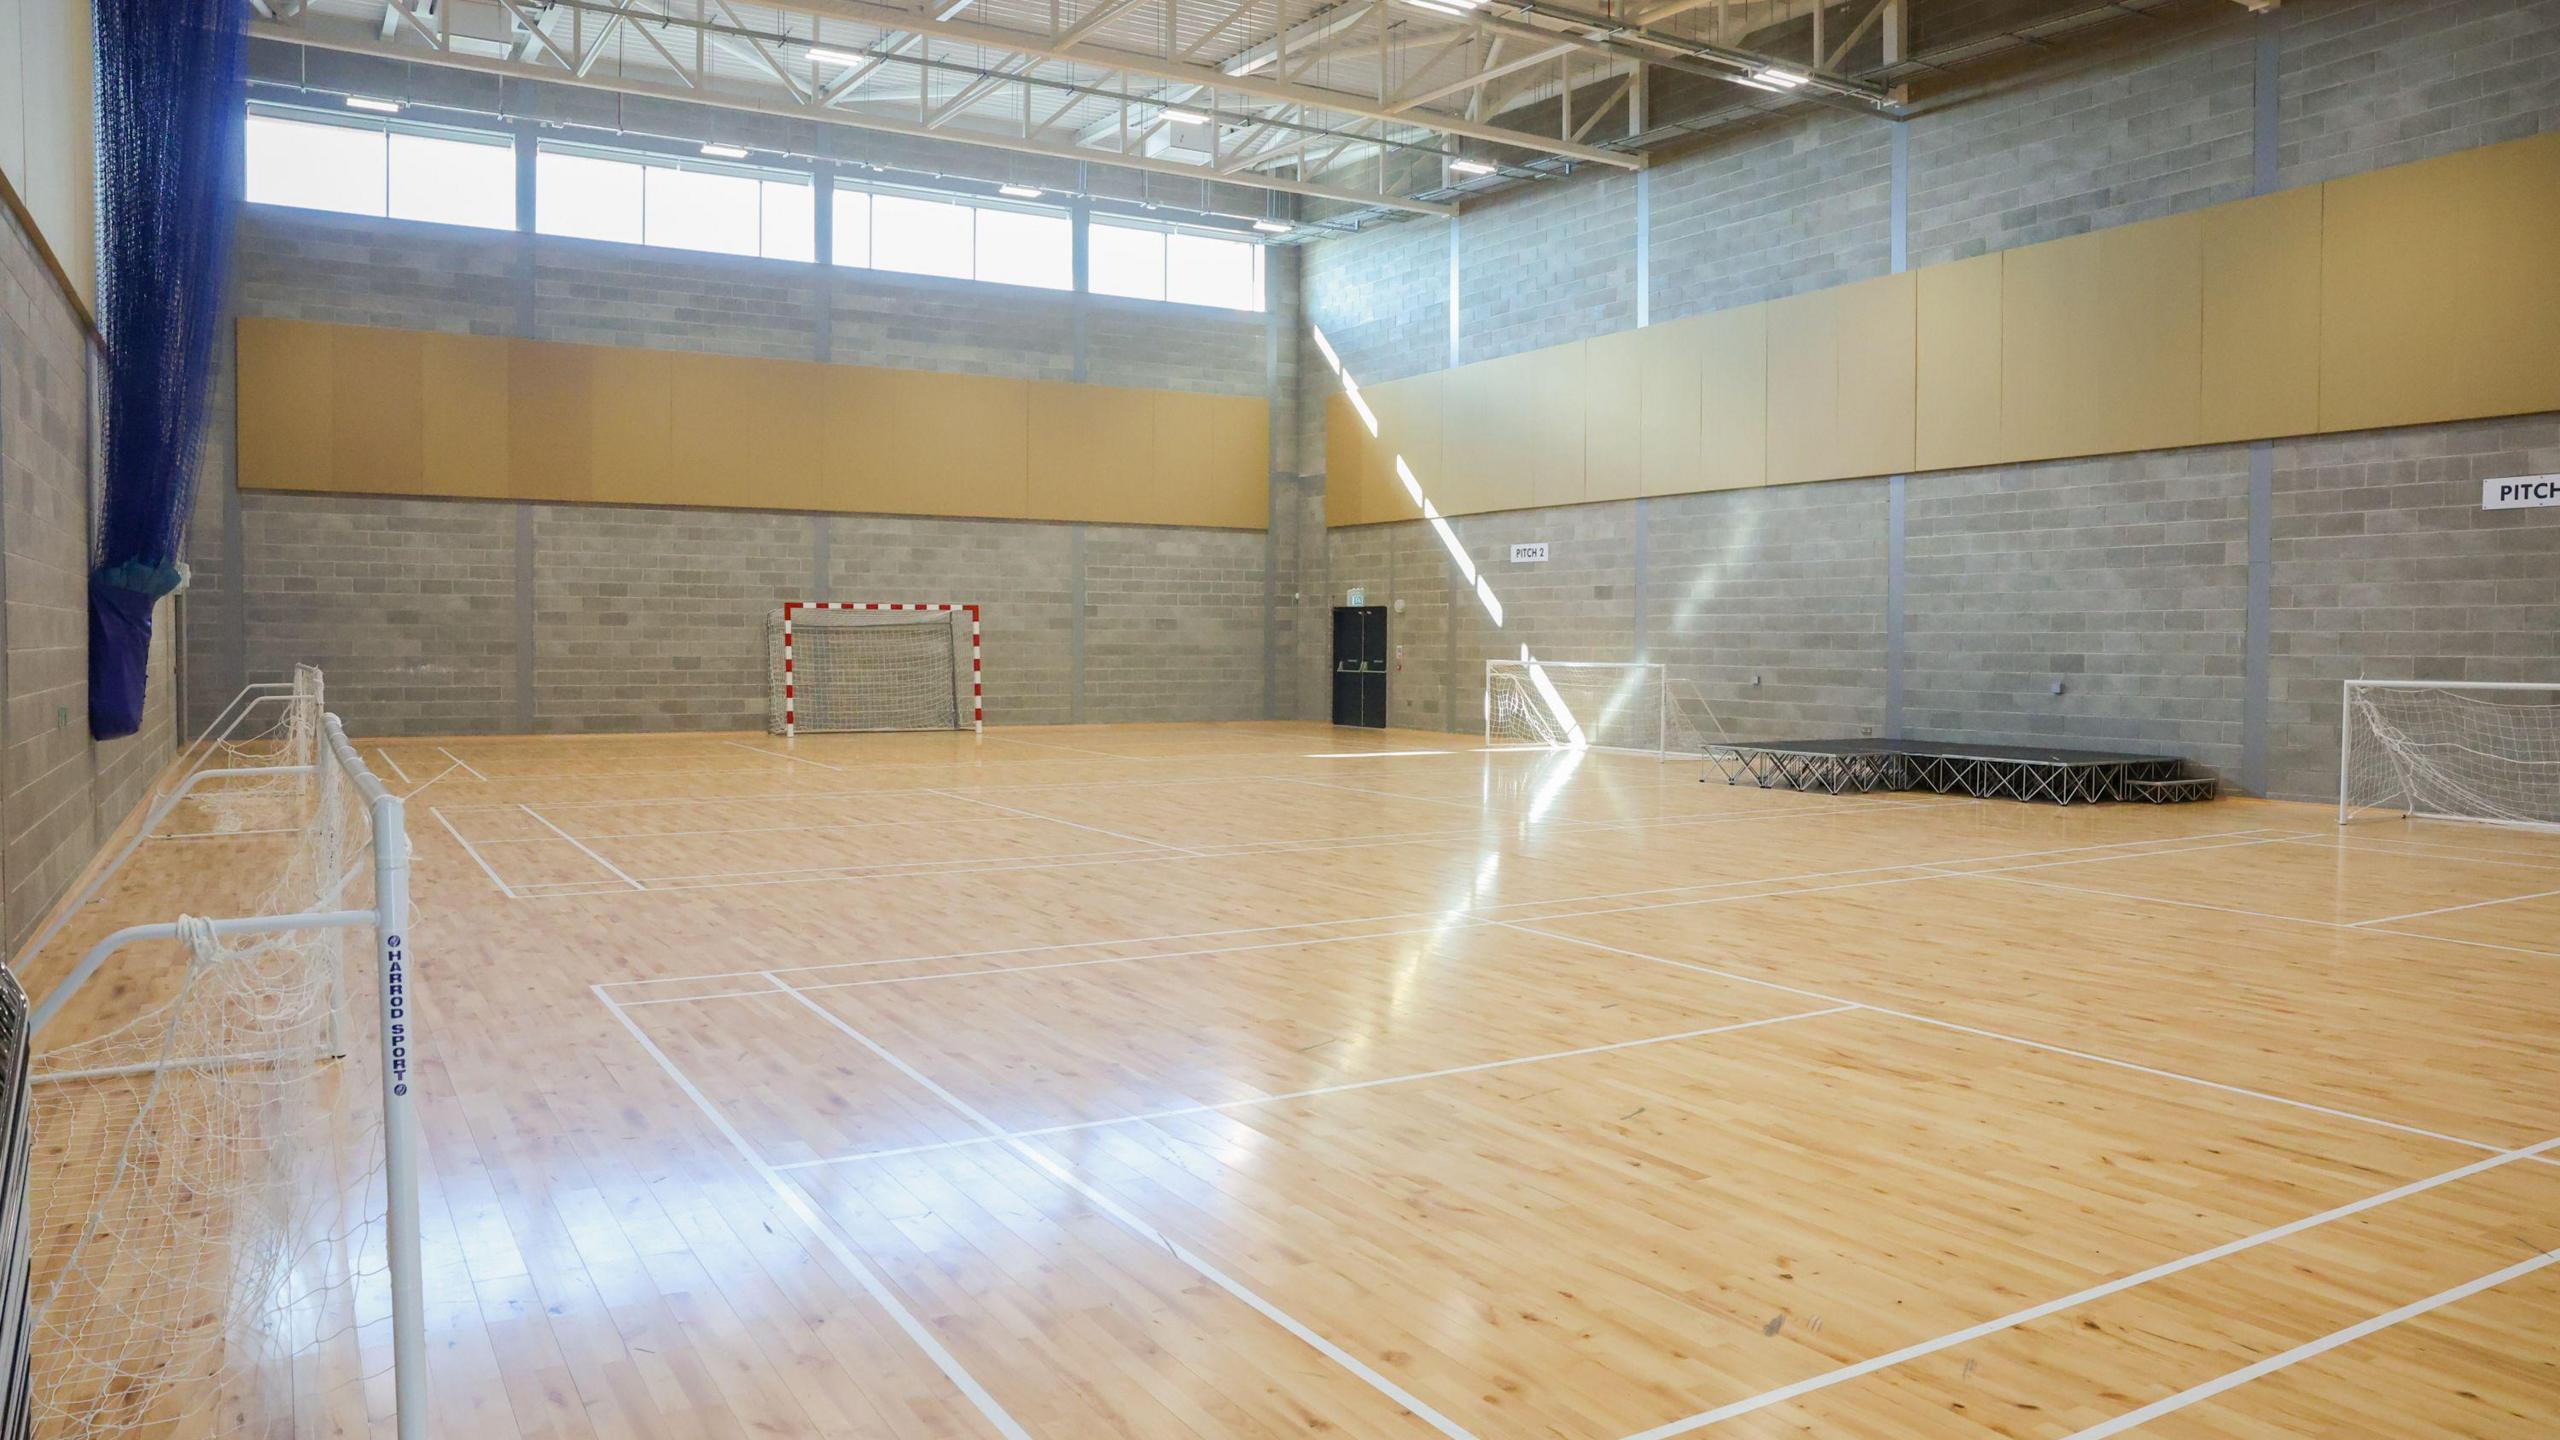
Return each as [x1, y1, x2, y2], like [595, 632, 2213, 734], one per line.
[778, 602, 982, 738]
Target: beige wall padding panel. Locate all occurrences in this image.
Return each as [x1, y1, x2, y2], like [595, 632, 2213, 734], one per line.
[1766, 272, 1915, 486]
[1583, 330, 1645, 503]
[1689, 306, 1770, 495]
[2001, 218, 2203, 462]
[1915, 254, 2003, 473]
[1324, 390, 1370, 528]
[2199, 186, 2324, 443]
[2319, 130, 2560, 433]
[1361, 373, 1438, 524]
[0, 0, 97, 314]
[1031, 381, 1155, 524]
[235, 318, 1263, 528]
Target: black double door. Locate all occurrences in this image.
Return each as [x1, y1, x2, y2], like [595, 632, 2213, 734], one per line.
[1331, 605, 1388, 728]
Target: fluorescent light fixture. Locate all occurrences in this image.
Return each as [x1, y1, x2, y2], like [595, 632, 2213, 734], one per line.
[1251, 218, 1293, 234]
[700, 142, 751, 159]
[1749, 66, 1808, 88]
[1158, 107, 1210, 125]
[1448, 158, 1497, 176]
[998, 183, 1044, 198]
[344, 95, 403, 114]
[1405, 0, 1479, 13]
[805, 46, 867, 66]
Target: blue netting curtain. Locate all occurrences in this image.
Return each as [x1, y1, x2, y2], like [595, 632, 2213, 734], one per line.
[88, 0, 247, 738]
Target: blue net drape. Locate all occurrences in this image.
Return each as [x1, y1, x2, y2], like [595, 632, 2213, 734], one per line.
[88, 0, 247, 739]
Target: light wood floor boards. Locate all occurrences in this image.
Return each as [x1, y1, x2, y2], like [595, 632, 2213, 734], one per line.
[24, 722, 2560, 1439]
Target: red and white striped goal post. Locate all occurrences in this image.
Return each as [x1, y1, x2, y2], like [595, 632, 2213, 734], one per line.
[779, 601, 983, 738]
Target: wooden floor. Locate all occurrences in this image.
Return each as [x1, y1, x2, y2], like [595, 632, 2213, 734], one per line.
[27, 722, 2560, 1439]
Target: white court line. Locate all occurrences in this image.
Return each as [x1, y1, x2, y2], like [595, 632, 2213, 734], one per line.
[757, 974, 1484, 1440]
[931, 788, 1212, 858]
[722, 738, 844, 771]
[2348, 881, 2560, 927]
[431, 807, 521, 901]
[2274, 829, 2560, 874]
[477, 790, 1984, 901]
[518, 804, 647, 891]
[625, 846, 1167, 886]
[435, 746, 490, 782]
[597, 825, 2296, 993]
[770, 1004, 1862, 1171]
[1506, 922, 2560, 1169]
[2058, 1248, 2560, 1439]
[1615, 1133, 2560, 1440]
[1961, 866, 2560, 964]
[373, 748, 415, 785]
[592, 988, 1032, 1440]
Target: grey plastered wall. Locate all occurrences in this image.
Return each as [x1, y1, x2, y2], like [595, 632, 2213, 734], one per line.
[1298, 0, 2560, 800]
[0, 203, 179, 956]
[197, 186, 1283, 737]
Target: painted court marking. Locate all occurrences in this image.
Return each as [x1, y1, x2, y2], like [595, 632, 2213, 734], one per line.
[595, 988, 1033, 1440]
[518, 804, 647, 891]
[755, 972, 1486, 1440]
[2057, 1247, 2560, 1439]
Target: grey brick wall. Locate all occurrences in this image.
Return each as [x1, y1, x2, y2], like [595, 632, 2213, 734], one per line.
[238, 493, 517, 735]
[0, 202, 177, 955]
[1457, 169, 1638, 364]
[2266, 414, 2560, 801]
[1902, 450, 2251, 776]
[1646, 482, 1890, 744]
[1904, 7, 2259, 268]
[1289, 0, 2560, 799]
[2278, 0, 2560, 186]
[202, 191, 1282, 737]
[1648, 108, 1895, 323]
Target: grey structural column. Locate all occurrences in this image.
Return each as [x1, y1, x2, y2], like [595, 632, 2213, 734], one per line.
[1632, 164, 1651, 664]
[511, 122, 541, 730]
[1067, 167, 1094, 722]
[2241, 16, 2281, 793]
[1263, 249, 1285, 720]
[1068, 524, 1087, 723]
[811, 162, 835, 610]
[1884, 121, 1911, 738]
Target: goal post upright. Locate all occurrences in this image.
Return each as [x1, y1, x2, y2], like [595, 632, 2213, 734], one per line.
[778, 601, 982, 738]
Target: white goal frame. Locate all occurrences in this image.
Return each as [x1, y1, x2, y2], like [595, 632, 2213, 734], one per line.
[1484, 659, 1669, 760]
[2338, 678, 2560, 833]
[777, 601, 983, 738]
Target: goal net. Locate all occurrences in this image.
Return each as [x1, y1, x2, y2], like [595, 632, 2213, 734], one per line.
[768, 603, 982, 737]
[1486, 659, 1667, 758]
[2340, 680, 2560, 831]
[25, 712, 423, 1439]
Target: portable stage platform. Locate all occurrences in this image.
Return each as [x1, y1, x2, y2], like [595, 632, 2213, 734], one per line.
[1703, 738, 2216, 805]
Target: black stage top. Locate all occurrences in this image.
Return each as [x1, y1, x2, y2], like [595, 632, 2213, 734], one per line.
[1715, 738, 2181, 768]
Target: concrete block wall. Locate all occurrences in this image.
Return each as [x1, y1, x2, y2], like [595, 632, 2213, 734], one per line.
[199, 173, 1286, 737]
[1902, 450, 2251, 775]
[1295, 0, 2560, 801]
[0, 203, 178, 957]
[2266, 413, 2560, 800]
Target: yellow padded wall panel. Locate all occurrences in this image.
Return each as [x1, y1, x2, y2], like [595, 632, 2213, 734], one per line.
[1635, 316, 1704, 498]
[2199, 186, 2324, 443]
[1692, 305, 1770, 493]
[1150, 391, 1268, 529]
[878, 368, 1032, 519]
[1526, 343, 1589, 510]
[328, 325, 428, 497]
[1362, 373, 1437, 523]
[235, 318, 342, 494]
[1435, 363, 1500, 517]
[1915, 253, 2003, 471]
[1324, 390, 1368, 527]
[665, 352, 825, 511]
[1029, 381, 1155, 524]
[2000, 216, 2204, 462]
[1584, 329, 1645, 503]
[418, 332, 514, 500]
[1766, 274, 1913, 486]
[2319, 130, 2560, 432]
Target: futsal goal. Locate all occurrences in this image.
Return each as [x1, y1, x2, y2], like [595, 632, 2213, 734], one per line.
[21, 708, 424, 1439]
[768, 602, 983, 737]
[1486, 659, 1668, 758]
[2339, 679, 2560, 832]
